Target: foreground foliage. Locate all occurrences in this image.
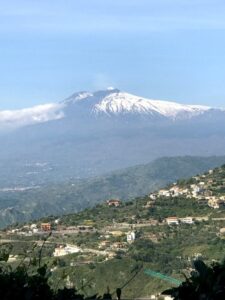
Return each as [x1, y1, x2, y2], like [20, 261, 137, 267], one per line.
[163, 260, 225, 300]
[0, 263, 112, 300]
[0, 241, 111, 300]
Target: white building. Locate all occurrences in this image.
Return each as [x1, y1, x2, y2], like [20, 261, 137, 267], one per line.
[179, 217, 194, 224]
[166, 217, 179, 225]
[30, 224, 37, 229]
[191, 185, 201, 193]
[127, 231, 136, 243]
[219, 228, 225, 234]
[8, 255, 19, 262]
[149, 194, 157, 200]
[208, 197, 220, 209]
[158, 190, 171, 197]
[53, 245, 82, 257]
[169, 187, 181, 197]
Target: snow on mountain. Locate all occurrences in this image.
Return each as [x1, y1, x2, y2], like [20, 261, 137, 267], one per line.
[92, 91, 211, 119]
[63, 88, 214, 120]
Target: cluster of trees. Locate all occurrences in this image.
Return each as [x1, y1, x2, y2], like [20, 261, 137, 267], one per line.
[1, 253, 225, 299]
[0, 263, 115, 300]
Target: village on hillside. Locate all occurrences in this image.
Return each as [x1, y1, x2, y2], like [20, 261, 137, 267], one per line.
[149, 168, 225, 209]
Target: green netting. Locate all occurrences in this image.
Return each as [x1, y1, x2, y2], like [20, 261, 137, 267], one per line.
[144, 269, 182, 285]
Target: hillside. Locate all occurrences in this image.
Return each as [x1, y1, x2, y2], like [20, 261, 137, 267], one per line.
[1, 156, 225, 228]
[3, 164, 225, 297]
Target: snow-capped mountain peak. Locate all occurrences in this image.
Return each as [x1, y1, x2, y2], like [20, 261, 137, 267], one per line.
[0, 88, 221, 132]
[91, 91, 211, 119]
[61, 88, 217, 120]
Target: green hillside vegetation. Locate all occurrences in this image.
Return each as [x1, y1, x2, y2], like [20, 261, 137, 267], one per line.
[1, 155, 225, 228]
[2, 164, 225, 297]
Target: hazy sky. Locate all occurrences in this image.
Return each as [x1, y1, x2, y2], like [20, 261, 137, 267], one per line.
[0, 0, 225, 109]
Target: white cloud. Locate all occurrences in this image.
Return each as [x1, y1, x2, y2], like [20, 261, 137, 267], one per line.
[0, 103, 65, 131]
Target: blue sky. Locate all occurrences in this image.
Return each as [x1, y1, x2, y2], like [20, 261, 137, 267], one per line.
[0, 0, 225, 109]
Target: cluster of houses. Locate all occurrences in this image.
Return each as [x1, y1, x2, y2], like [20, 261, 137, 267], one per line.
[10, 223, 43, 235]
[8, 221, 97, 236]
[149, 169, 225, 209]
[150, 182, 211, 201]
[9, 222, 54, 236]
[53, 230, 136, 258]
[98, 230, 136, 251]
